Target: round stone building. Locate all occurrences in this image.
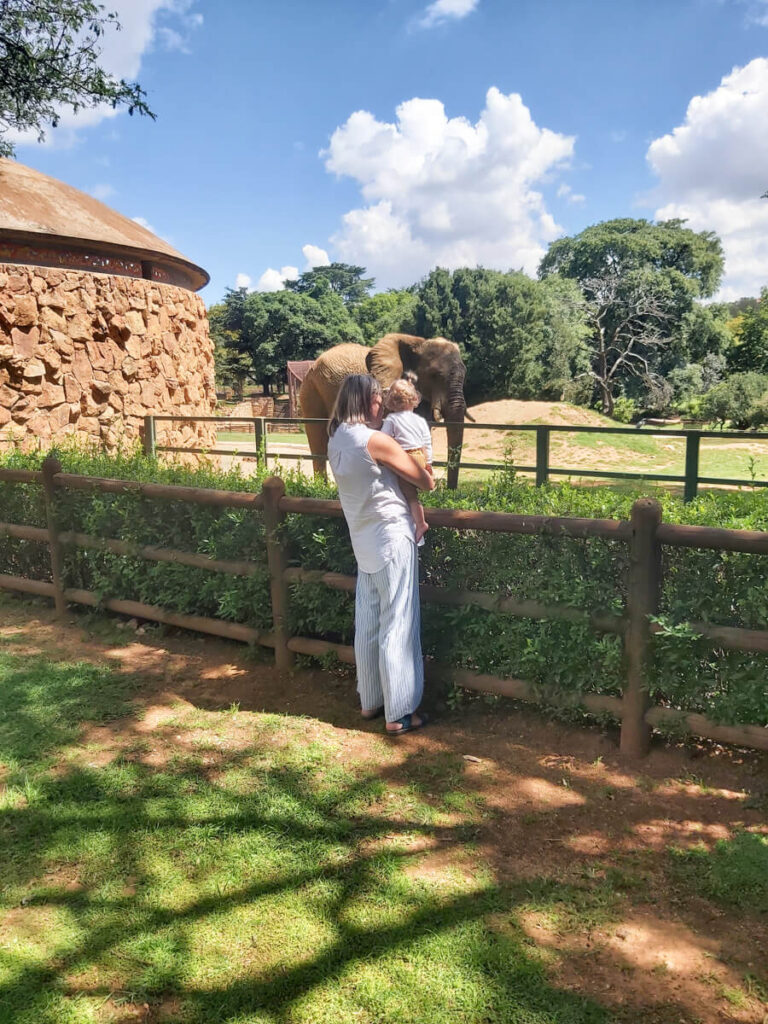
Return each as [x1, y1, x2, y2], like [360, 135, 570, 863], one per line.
[0, 159, 216, 451]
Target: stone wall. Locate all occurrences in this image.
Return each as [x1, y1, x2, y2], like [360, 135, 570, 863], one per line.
[0, 264, 216, 452]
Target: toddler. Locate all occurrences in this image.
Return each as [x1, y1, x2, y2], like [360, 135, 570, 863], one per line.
[381, 373, 433, 542]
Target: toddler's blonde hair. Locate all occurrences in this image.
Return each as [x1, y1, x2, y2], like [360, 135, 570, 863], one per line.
[384, 372, 421, 413]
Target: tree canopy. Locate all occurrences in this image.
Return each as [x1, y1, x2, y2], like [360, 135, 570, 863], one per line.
[218, 287, 363, 394]
[538, 219, 726, 414]
[284, 263, 374, 305]
[414, 267, 590, 403]
[0, 1, 154, 157]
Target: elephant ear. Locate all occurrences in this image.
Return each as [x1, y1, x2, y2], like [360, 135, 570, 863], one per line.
[365, 334, 425, 389]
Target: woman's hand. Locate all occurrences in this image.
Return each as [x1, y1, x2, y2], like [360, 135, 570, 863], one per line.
[367, 433, 435, 490]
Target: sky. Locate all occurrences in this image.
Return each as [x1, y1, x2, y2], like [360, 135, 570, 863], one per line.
[10, 0, 768, 304]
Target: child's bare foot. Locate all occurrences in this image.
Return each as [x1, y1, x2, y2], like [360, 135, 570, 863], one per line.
[415, 522, 429, 543]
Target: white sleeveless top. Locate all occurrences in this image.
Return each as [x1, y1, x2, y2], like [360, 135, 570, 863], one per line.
[328, 422, 415, 573]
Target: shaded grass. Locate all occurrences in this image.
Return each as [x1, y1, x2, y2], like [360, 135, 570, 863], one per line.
[668, 832, 768, 912]
[0, 644, 614, 1024]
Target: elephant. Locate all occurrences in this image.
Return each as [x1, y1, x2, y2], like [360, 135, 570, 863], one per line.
[299, 333, 468, 489]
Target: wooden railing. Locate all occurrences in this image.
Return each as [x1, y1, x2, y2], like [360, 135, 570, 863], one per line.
[1, 457, 767, 757]
[143, 414, 768, 501]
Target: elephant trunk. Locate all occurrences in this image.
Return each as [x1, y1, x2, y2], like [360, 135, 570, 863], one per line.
[444, 376, 466, 490]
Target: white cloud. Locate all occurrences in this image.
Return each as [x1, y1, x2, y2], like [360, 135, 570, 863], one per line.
[132, 215, 157, 234]
[235, 273, 252, 290]
[556, 183, 585, 204]
[90, 183, 116, 201]
[323, 87, 575, 287]
[302, 244, 330, 270]
[647, 58, 768, 299]
[255, 266, 299, 292]
[417, 0, 479, 29]
[12, 0, 203, 151]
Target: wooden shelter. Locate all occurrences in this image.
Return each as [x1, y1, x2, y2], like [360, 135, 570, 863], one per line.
[287, 360, 315, 417]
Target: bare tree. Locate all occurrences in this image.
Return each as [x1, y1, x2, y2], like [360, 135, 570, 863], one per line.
[576, 271, 672, 416]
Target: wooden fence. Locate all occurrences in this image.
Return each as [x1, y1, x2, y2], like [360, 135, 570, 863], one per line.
[1, 456, 767, 758]
[144, 414, 768, 501]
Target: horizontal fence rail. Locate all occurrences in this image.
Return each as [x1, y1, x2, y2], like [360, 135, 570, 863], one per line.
[142, 414, 768, 501]
[1, 459, 767, 756]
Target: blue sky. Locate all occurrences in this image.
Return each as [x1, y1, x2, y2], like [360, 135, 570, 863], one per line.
[12, 0, 768, 302]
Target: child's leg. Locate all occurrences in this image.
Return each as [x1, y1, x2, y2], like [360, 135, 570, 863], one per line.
[399, 477, 428, 541]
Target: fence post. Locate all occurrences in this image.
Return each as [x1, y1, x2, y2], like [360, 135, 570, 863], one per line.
[261, 476, 294, 671]
[620, 498, 662, 758]
[41, 456, 66, 617]
[143, 415, 156, 458]
[535, 426, 550, 487]
[254, 417, 266, 467]
[683, 432, 700, 503]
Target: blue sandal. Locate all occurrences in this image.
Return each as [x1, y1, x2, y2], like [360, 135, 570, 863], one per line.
[386, 712, 428, 736]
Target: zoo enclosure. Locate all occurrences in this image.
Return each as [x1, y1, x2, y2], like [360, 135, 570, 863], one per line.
[2, 458, 768, 758]
[143, 414, 768, 501]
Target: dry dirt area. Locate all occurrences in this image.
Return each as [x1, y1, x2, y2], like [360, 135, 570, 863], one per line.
[1, 599, 767, 1024]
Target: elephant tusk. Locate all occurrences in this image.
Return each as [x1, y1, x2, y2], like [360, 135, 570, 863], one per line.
[464, 410, 476, 422]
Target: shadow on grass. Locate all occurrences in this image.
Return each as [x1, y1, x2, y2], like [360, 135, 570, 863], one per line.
[0, 648, 616, 1023]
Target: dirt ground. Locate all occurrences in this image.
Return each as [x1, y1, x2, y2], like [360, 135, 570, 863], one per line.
[1, 599, 767, 1024]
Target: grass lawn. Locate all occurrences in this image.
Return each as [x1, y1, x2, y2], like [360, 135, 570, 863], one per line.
[1, 602, 766, 1024]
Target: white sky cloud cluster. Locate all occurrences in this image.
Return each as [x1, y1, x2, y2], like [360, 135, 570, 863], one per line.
[12, 0, 203, 150]
[647, 57, 768, 300]
[417, 0, 480, 30]
[246, 244, 330, 293]
[323, 87, 574, 287]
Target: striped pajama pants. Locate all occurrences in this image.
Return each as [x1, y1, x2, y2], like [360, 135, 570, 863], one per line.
[354, 536, 424, 723]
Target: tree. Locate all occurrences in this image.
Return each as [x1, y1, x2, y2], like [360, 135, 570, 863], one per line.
[285, 263, 374, 306]
[208, 302, 251, 399]
[727, 288, 768, 374]
[700, 372, 768, 429]
[0, 1, 154, 157]
[414, 267, 590, 404]
[353, 289, 418, 344]
[539, 218, 725, 415]
[220, 287, 363, 394]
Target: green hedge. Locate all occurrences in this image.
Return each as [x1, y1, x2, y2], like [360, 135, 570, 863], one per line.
[2, 443, 768, 728]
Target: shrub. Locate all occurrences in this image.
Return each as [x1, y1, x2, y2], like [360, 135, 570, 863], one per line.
[700, 372, 768, 428]
[2, 442, 768, 728]
[611, 396, 637, 424]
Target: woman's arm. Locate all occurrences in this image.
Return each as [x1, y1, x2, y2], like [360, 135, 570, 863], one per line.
[367, 432, 435, 490]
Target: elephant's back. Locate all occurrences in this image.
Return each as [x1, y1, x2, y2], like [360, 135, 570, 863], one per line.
[309, 343, 370, 386]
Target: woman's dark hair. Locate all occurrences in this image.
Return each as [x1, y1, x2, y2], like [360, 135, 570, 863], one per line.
[328, 374, 382, 436]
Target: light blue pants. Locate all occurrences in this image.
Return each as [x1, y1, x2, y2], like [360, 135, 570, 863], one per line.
[354, 537, 424, 723]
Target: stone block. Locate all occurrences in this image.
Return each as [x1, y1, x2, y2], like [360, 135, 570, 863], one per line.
[67, 313, 92, 342]
[11, 326, 39, 359]
[50, 330, 73, 356]
[124, 310, 146, 336]
[64, 375, 80, 402]
[0, 383, 17, 407]
[49, 404, 71, 431]
[39, 345, 62, 372]
[26, 412, 53, 438]
[92, 378, 112, 397]
[72, 348, 92, 383]
[124, 336, 141, 359]
[14, 294, 38, 326]
[0, 406, 10, 426]
[7, 275, 27, 293]
[40, 382, 66, 406]
[22, 360, 45, 379]
[40, 307, 68, 334]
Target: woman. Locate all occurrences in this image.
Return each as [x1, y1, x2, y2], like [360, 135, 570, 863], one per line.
[327, 373, 435, 735]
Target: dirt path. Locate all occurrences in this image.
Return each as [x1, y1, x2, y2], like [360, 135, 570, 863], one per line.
[1, 599, 767, 1023]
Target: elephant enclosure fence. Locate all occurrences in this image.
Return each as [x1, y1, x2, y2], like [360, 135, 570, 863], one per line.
[143, 414, 768, 500]
[2, 457, 768, 758]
